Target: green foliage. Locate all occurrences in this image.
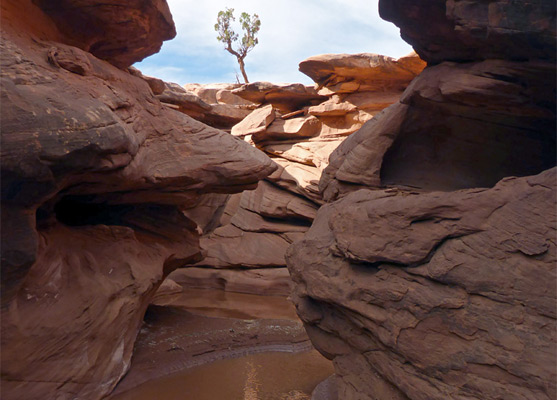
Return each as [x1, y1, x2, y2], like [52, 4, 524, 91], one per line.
[214, 7, 260, 83]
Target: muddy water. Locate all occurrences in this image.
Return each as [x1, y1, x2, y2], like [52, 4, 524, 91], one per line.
[112, 349, 333, 400]
[110, 288, 334, 399]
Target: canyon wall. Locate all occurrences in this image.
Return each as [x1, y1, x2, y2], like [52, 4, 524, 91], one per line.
[0, 1, 275, 399]
[287, 1, 557, 399]
[166, 54, 425, 295]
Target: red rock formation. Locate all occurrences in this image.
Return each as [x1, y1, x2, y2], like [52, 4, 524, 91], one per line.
[379, 0, 556, 64]
[232, 81, 327, 112]
[287, 0, 556, 399]
[32, 0, 176, 68]
[0, 1, 275, 399]
[288, 169, 556, 399]
[171, 53, 424, 295]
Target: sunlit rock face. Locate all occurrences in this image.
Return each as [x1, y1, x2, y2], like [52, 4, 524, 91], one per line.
[287, 0, 556, 399]
[165, 53, 425, 294]
[0, 1, 275, 399]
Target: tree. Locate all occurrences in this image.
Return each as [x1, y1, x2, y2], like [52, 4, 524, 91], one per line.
[215, 8, 260, 83]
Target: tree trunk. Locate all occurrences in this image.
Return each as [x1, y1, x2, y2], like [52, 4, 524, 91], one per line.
[237, 57, 249, 83]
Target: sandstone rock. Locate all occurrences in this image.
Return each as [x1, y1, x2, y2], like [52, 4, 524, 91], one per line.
[268, 158, 323, 203]
[128, 67, 166, 95]
[183, 83, 251, 105]
[321, 59, 556, 201]
[216, 87, 255, 106]
[317, 111, 374, 138]
[289, 3, 557, 400]
[253, 114, 321, 143]
[232, 82, 327, 112]
[0, 2, 276, 399]
[157, 82, 211, 113]
[190, 178, 318, 271]
[341, 91, 403, 112]
[229, 206, 311, 233]
[308, 99, 358, 117]
[239, 180, 317, 222]
[179, 193, 231, 235]
[231, 104, 276, 137]
[33, 0, 176, 68]
[287, 168, 556, 400]
[203, 103, 253, 129]
[299, 53, 425, 94]
[379, 0, 556, 64]
[195, 225, 293, 268]
[170, 83, 255, 129]
[150, 278, 183, 305]
[155, 82, 254, 129]
[263, 138, 345, 171]
[168, 267, 293, 296]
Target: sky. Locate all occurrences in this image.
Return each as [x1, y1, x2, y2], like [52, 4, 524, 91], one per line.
[134, 0, 413, 86]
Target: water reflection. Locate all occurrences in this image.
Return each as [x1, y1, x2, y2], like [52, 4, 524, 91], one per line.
[112, 350, 333, 400]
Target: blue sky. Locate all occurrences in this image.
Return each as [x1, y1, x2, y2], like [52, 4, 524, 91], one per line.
[135, 0, 413, 85]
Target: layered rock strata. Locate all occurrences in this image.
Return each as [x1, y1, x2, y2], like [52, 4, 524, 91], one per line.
[168, 54, 425, 295]
[0, 1, 275, 399]
[287, 1, 556, 399]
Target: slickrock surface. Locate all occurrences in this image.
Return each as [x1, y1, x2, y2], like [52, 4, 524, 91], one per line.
[288, 169, 556, 400]
[0, 1, 275, 400]
[171, 53, 424, 293]
[288, 0, 557, 399]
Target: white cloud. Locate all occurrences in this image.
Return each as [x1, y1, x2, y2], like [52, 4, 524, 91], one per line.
[136, 0, 413, 84]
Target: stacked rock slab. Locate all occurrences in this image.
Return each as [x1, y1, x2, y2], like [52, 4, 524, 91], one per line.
[168, 54, 425, 296]
[287, 1, 556, 399]
[0, 1, 275, 400]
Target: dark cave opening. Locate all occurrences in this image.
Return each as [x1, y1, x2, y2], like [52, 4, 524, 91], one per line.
[52, 196, 134, 227]
[380, 111, 556, 191]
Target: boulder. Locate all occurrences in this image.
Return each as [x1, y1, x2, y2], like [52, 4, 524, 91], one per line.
[308, 100, 358, 117]
[156, 82, 211, 113]
[267, 158, 323, 203]
[184, 83, 252, 105]
[299, 53, 425, 94]
[231, 104, 276, 137]
[263, 138, 345, 171]
[253, 114, 321, 143]
[232, 82, 327, 112]
[155, 82, 253, 130]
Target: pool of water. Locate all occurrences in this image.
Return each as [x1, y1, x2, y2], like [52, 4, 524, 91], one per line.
[111, 349, 334, 400]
